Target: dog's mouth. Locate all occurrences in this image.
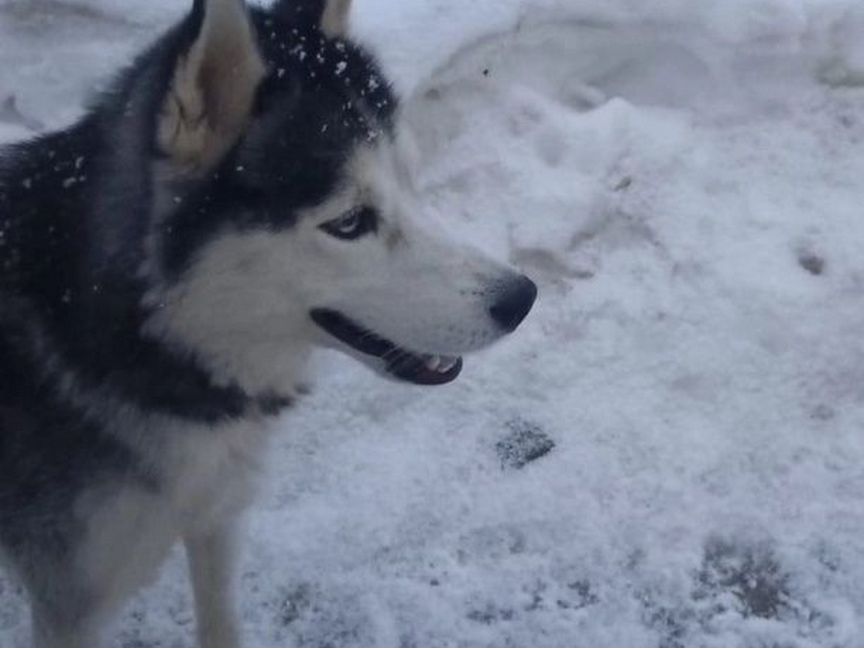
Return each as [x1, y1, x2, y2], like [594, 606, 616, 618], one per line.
[310, 309, 463, 386]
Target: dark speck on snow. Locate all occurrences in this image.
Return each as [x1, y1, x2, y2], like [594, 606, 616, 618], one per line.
[496, 419, 555, 470]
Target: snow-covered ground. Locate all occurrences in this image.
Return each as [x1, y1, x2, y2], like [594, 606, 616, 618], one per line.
[3, 0, 864, 646]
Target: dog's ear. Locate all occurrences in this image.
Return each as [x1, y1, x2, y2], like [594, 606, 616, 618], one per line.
[158, 0, 267, 173]
[274, 0, 352, 38]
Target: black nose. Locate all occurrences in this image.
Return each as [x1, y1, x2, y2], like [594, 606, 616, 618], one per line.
[489, 275, 538, 333]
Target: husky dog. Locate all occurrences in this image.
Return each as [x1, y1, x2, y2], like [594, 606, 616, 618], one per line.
[0, 0, 537, 645]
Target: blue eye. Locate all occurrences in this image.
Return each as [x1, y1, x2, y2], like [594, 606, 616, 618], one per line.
[320, 206, 378, 240]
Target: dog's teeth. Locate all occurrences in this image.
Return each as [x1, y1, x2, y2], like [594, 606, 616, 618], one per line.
[439, 357, 458, 373]
[422, 355, 459, 374]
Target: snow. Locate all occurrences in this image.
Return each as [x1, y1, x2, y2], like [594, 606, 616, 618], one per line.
[3, 0, 864, 646]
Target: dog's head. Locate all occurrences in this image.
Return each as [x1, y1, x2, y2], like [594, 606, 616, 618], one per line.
[143, 0, 537, 397]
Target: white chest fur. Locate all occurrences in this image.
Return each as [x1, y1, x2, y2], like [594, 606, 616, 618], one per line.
[73, 417, 273, 607]
[161, 418, 273, 534]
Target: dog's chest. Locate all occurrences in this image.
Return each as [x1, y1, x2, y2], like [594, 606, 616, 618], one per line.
[160, 419, 271, 533]
[74, 419, 273, 598]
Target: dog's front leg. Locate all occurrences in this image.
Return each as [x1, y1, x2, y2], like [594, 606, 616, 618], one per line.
[185, 525, 241, 648]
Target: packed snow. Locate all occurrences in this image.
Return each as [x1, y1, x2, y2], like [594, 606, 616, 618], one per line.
[2, 0, 864, 646]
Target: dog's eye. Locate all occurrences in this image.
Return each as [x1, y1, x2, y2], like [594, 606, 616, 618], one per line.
[320, 207, 378, 240]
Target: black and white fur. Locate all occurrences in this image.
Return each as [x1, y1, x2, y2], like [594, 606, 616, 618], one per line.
[0, 0, 537, 646]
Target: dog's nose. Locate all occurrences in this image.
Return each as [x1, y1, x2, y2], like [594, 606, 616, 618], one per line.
[489, 275, 538, 333]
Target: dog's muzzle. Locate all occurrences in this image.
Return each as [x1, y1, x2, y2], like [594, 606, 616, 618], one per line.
[310, 274, 537, 386]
